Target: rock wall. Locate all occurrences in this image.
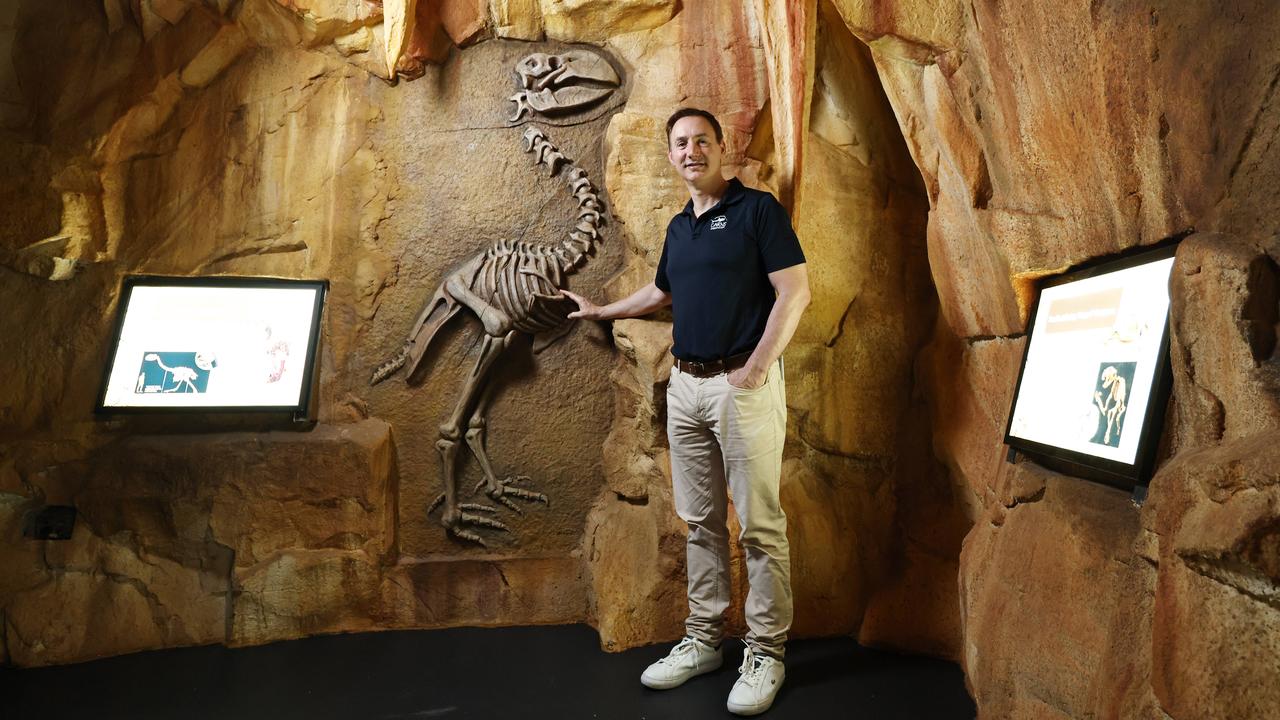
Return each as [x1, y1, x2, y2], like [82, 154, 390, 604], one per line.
[0, 0, 933, 670]
[0, 0, 628, 665]
[583, 0, 935, 650]
[6, 3, 1274, 719]
[832, 0, 1280, 716]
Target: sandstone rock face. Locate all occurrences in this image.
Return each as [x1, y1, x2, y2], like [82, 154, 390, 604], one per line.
[923, 328, 1025, 511]
[489, 0, 542, 40]
[934, 235, 1280, 718]
[2, 0, 773, 667]
[1146, 433, 1280, 720]
[1, 421, 390, 666]
[1167, 234, 1280, 451]
[381, 555, 588, 629]
[750, 0, 816, 212]
[233, 548, 387, 645]
[1145, 235, 1280, 719]
[585, 0, 937, 654]
[2, 0, 938, 668]
[583, 486, 687, 650]
[781, 2, 948, 655]
[541, 0, 676, 43]
[830, 0, 1280, 715]
[6, 6, 1276, 720]
[958, 463, 1157, 719]
[1, 4, 629, 656]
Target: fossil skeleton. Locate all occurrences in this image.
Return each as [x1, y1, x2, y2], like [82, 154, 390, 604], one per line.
[370, 50, 619, 546]
[144, 353, 199, 393]
[1093, 366, 1127, 445]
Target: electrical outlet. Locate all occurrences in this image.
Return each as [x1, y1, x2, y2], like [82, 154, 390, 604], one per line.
[24, 505, 77, 540]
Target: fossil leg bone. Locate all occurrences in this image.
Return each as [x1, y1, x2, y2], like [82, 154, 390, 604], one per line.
[465, 370, 550, 515]
[431, 330, 518, 546]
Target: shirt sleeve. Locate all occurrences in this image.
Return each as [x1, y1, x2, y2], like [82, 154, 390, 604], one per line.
[654, 230, 672, 292]
[756, 195, 806, 273]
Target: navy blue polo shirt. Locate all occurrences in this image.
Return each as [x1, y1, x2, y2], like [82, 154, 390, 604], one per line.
[654, 178, 806, 362]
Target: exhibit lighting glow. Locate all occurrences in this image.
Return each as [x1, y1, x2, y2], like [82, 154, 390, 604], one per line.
[97, 277, 327, 413]
[1004, 244, 1178, 488]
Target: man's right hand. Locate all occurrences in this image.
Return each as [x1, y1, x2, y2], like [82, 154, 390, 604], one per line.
[560, 282, 670, 322]
[561, 289, 605, 320]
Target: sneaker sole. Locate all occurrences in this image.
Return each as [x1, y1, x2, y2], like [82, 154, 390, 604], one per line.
[727, 698, 775, 716]
[639, 655, 723, 690]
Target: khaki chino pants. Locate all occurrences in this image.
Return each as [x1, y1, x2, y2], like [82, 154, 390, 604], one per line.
[666, 358, 793, 659]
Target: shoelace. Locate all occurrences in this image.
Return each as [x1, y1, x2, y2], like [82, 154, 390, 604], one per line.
[738, 648, 772, 687]
[658, 637, 700, 666]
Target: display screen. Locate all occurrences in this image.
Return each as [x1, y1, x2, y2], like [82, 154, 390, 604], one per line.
[97, 277, 327, 412]
[1005, 244, 1177, 485]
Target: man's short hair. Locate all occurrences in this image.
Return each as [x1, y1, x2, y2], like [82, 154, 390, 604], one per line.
[665, 107, 723, 146]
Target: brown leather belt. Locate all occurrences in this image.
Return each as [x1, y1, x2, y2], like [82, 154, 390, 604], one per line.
[673, 351, 752, 378]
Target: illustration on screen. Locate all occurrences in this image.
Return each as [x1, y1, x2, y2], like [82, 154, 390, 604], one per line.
[135, 351, 217, 394]
[263, 326, 291, 384]
[1090, 362, 1135, 447]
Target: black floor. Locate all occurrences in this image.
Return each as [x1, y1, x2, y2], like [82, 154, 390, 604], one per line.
[0, 624, 975, 719]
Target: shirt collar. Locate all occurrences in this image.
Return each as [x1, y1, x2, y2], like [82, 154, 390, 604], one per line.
[681, 177, 747, 218]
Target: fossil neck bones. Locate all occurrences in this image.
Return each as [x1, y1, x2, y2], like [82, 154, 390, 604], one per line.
[371, 49, 619, 547]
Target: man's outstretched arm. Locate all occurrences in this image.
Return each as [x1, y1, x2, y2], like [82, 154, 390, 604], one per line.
[562, 282, 671, 321]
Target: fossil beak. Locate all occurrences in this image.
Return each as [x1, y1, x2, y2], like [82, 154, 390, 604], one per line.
[538, 49, 620, 90]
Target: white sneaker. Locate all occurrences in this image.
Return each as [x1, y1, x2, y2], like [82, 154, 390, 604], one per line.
[726, 646, 785, 715]
[640, 636, 723, 689]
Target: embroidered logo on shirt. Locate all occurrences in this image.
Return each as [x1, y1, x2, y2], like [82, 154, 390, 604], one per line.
[709, 215, 727, 230]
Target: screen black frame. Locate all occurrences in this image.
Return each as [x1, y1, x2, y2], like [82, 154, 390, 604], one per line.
[95, 275, 328, 416]
[1003, 240, 1180, 490]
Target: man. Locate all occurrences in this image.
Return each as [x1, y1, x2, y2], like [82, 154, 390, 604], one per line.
[562, 107, 809, 716]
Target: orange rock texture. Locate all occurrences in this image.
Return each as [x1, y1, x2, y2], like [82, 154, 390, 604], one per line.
[830, 0, 1280, 716]
[0, 0, 930, 670]
[2, 2, 1278, 718]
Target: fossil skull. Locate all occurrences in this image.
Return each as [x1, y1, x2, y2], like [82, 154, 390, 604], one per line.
[510, 49, 620, 122]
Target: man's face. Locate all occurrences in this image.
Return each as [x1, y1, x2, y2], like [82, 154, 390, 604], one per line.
[667, 116, 724, 186]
